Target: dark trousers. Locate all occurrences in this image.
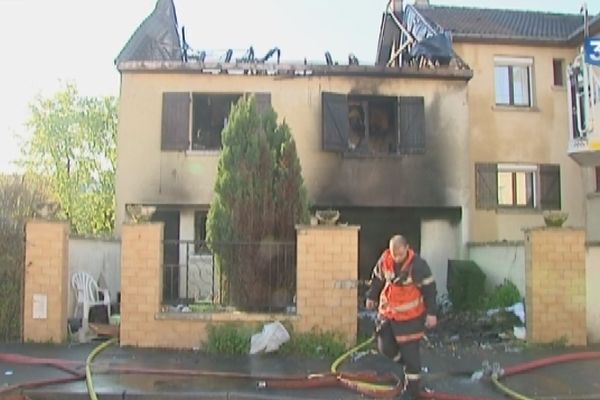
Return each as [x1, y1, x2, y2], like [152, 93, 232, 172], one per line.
[377, 319, 422, 397]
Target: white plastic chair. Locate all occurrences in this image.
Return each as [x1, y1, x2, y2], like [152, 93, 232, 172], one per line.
[71, 272, 111, 326]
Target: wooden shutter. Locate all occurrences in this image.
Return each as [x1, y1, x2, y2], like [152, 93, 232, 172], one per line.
[322, 92, 350, 152]
[539, 164, 561, 210]
[475, 163, 498, 209]
[254, 92, 271, 116]
[161, 92, 190, 151]
[398, 96, 425, 154]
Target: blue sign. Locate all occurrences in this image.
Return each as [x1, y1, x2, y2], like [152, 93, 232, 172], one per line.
[585, 37, 600, 66]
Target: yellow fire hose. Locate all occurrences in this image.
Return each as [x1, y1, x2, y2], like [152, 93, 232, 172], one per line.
[86, 337, 118, 400]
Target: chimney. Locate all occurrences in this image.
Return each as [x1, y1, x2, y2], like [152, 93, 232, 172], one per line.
[414, 0, 430, 7]
[392, 0, 403, 14]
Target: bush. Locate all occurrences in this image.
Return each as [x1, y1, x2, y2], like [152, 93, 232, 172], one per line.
[447, 260, 486, 311]
[202, 322, 347, 359]
[486, 279, 521, 309]
[0, 175, 47, 342]
[280, 327, 347, 359]
[203, 322, 257, 355]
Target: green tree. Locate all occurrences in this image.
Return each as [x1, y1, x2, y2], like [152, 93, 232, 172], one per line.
[207, 95, 309, 310]
[0, 175, 47, 342]
[19, 83, 117, 235]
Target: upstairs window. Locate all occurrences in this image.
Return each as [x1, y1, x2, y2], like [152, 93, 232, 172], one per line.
[322, 92, 425, 156]
[192, 94, 242, 151]
[476, 163, 560, 210]
[494, 57, 534, 107]
[161, 92, 271, 152]
[552, 58, 564, 87]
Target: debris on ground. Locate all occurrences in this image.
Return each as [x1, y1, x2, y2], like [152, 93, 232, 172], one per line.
[250, 321, 290, 354]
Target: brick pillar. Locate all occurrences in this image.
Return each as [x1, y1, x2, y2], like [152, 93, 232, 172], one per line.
[296, 225, 359, 344]
[120, 223, 163, 347]
[525, 228, 587, 346]
[23, 221, 69, 343]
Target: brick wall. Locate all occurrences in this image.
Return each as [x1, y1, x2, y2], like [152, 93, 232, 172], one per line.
[295, 225, 359, 344]
[525, 228, 587, 346]
[120, 223, 360, 349]
[23, 221, 69, 343]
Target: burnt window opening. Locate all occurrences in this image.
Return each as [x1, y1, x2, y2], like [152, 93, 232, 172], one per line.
[161, 92, 270, 152]
[192, 93, 242, 151]
[323, 92, 425, 156]
[348, 96, 397, 155]
[595, 166, 600, 193]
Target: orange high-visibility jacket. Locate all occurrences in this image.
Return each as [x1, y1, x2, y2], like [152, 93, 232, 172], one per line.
[378, 249, 426, 321]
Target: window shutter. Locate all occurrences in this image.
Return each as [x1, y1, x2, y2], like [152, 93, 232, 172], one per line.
[398, 96, 425, 154]
[254, 92, 271, 116]
[540, 164, 561, 210]
[475, 163, 498, 209]
[322, 92, 350, 152]
[161, 92, 190, 151]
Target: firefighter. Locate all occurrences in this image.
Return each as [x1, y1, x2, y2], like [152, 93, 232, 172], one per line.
[365, 235, 438, 399]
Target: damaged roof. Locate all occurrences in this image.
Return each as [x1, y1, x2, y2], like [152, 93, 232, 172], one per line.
[415, 5, 584, 44]
[115, 0, 182, 64]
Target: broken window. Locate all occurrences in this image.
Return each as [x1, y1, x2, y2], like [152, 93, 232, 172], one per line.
[322, 92, 425, 156]
[475, 163, 561, 210]
[494, 57, 533, 107]
[161, 92, 270, 152]
[192, 94, 242, 151]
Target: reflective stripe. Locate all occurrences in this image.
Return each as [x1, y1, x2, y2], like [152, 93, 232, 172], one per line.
[395, 332, 425, 343]
[421, 275, 435, 285]
[405, 373, 421, 380]
[390, 297, 423, 312]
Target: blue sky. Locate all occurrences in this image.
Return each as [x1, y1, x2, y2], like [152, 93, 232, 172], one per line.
[0, 0, 598, 173]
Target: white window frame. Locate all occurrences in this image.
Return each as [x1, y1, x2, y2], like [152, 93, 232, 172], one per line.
[494, 56, 534, 108]
[497, 163, 538, 208]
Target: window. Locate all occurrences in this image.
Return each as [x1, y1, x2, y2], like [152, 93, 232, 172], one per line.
[475, 163, 560, 210]
[161, 92, 271, 152]
[494, 57, 533, 107]
[322, 92, 425, 155]
[191, 94, 242, 151]
[596, 166, 600, 192]
[497, 165, 535, 207]
[194, 210, 208, 254]
[552, 59, 564, 87]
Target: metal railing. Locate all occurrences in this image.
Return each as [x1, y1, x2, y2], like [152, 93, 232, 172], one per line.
[161, 240, 296, 313]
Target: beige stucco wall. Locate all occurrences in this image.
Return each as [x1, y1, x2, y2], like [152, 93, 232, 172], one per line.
[115, 72, 470, 234]
[454, 42, 585, 242]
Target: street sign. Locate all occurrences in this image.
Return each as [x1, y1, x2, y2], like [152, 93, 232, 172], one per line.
[584, 37, 600, 66]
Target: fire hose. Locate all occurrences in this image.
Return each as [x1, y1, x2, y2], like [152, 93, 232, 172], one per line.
[1, 339, 600, 400]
